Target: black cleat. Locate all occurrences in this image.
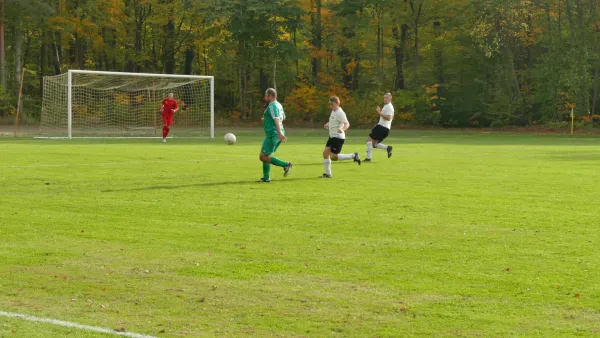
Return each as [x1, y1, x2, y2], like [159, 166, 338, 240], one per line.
[319, 173, 332, 178]
[353, 153, 361, 165]
[284, 162, 293, 177]
[364, 158, 372, 163]
[387, 146, 393, 158]
[257, 178, 271, 183]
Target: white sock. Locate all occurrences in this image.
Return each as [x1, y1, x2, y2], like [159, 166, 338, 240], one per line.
[324, 159, 332, 176]
[376, 143, 388, 150]
[366, 141, 373, 159]
[337, 153, 354, 161]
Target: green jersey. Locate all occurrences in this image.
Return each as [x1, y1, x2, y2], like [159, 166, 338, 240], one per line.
[263, 101, 286, 136]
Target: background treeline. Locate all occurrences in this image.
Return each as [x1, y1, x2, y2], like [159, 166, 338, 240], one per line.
[2, 0, 600, 128]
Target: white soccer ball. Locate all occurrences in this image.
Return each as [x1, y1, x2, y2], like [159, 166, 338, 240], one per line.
[224, 133, 236, 145]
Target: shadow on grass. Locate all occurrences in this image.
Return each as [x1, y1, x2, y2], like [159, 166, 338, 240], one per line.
[102, 177, 320, 192]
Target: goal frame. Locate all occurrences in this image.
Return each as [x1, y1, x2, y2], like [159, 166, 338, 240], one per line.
[59, 70, 215, 139]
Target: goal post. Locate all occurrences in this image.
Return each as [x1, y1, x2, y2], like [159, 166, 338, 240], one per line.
[40, 70, 215, 139]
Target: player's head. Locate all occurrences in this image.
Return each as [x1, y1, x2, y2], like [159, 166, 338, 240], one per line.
[329, 96, 340, 110]
[383, 92, 392, 104]
[168, 92, 174, 99]
[264, 88, 277, 103]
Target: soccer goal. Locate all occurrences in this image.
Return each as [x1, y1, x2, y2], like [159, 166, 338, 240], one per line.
[39, 70, 214, 139]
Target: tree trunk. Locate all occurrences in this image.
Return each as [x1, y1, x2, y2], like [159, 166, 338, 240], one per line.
[566, 0, 576, 44]
[77, 38, 86, 70]
[376, 8, 382, 83]
[184, 48, 194, 75]
[506, 46, 522, 104]
[238, 65, 244, 117]
[380, 13, 384, 84]
[545, 0, 552, 36]
[132, 22, 143, 71]
[433, 21, 445, 97]
[15, 21, 23, 94]
[203, 46, 208, 74]
[409, 0, 423, 85]
[558, 0, 564, 42]
[293, 16, 299, 78]
[339, 24, 356, 91]
[592, 68, 598, 114]
[273, 58, 277, 91]
[259, 67, 268, 94]
[311, 0, 322, 85]
[339, 45, 352, 90]
[52, 32, 61, 74]
[0, 0, 5, 109]
[352, 53, 360, 91]
[41, 29, 47, 97]
[164, 0, 176, 74]
[392, 24, 408, 90]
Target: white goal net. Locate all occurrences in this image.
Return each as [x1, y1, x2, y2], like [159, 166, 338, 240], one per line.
[39, 70, 214, 138]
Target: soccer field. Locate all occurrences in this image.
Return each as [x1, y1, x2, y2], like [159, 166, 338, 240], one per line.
[1, 129, 600, 337]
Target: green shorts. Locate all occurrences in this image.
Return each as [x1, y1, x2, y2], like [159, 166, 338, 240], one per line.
[261, 135, 281, 155]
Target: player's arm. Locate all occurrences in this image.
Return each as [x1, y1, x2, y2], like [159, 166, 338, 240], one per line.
[376, 106, 393, 121]
[173, 100, 179, 113]
[338, 121, 350, 133]
[338, 113, 350, 133]
[379, 112, 393, 121]
[274, 118, 287, 142]
[270, 105, 287, 142]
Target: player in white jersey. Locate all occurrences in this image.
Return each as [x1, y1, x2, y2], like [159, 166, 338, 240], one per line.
[320, 96, 361, 178]
[365, 92, 394, 161]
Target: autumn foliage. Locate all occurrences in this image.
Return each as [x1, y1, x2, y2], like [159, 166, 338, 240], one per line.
[1, 0, 600, 129]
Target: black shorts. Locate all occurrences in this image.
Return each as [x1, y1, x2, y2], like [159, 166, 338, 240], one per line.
[325, 137, 345, 154]
[369, 125, 390, 142]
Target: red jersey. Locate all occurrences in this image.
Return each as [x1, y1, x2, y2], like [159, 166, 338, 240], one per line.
[162, 98, 178, 114]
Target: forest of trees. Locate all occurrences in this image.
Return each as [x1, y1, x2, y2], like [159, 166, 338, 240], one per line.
[2, 0, 600, 128]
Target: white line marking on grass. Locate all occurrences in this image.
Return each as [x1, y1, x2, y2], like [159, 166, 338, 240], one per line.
[0, 311, 156, 338]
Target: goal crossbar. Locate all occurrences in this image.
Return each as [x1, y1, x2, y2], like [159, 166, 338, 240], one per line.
[69, 70, 214, 80]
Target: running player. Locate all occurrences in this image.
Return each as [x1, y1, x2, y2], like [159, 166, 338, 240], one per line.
[161, 93, 178, 143]
[321, 96, 361, 178]
[365, 92, 394, 161]
[258, 88, 292, 182]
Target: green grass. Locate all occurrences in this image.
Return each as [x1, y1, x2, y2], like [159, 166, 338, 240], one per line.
[1, 129, 600, 337]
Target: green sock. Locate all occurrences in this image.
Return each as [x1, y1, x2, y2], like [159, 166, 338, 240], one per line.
[270, 157, 288, 167]
[262, 162, 271, 180]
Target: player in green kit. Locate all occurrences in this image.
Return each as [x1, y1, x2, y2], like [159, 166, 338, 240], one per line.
[258, 88, 292, 182]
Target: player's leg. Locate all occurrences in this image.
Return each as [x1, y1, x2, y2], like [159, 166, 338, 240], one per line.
[374, 127, 392, 158]
[161, 113, 170, 142]
[258, 137, 274, 182]
[321, 139, 333, 178]
[365, 135, 375, 162]
[332, 139, 361, 165]
[366, 126, 379, 161]
[337, 152, 361, 164]
[267, 136, 293, 177]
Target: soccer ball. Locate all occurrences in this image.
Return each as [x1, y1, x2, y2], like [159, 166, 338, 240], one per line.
[224, 133, 236, 145]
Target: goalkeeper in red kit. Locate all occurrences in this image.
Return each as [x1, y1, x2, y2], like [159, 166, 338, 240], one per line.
[161, 92, 179, 143]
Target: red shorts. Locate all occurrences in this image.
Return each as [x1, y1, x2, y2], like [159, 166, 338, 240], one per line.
[162, 112, 174, 126]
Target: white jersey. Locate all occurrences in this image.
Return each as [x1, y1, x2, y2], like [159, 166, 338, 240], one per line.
[378, 103, 394, 129]
[328, 107, 349, 139]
